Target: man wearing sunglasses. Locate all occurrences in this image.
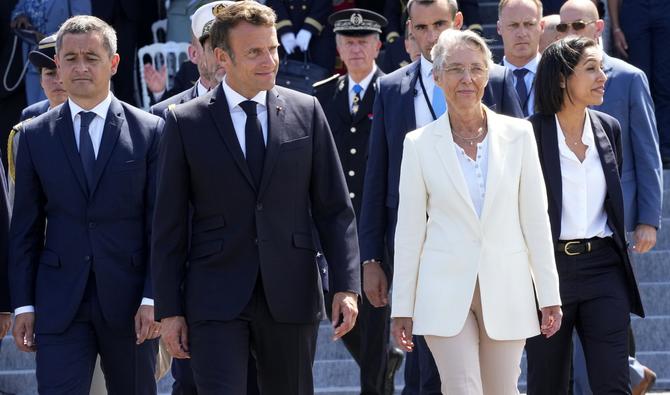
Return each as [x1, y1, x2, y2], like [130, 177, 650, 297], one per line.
[557, 1, 662, 392]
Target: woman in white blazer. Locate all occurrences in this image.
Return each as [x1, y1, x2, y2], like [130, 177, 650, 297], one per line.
[390, 29, 563, 395]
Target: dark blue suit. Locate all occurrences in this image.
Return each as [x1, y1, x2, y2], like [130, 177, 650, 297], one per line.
[9, 97, 163, 394]
[358, 60, 523, 394]
[19, 99, 50, 122]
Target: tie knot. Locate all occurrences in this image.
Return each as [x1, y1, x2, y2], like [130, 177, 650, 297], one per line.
[79, 111, 96, 129]
[513, 68, 529, 79]
[239, 100, 258, 117]
[353, 84, 363, 95]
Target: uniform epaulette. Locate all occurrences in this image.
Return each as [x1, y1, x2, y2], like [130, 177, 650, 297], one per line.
[168, 103, 177, 112]
[312, 73, 341, 89]
[7, 118, 31, 182]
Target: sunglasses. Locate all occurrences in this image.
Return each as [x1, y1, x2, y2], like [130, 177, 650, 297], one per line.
[555, 20, 596, 33]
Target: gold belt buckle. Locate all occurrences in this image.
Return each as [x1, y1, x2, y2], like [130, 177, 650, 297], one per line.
[564, 240, 581, 256]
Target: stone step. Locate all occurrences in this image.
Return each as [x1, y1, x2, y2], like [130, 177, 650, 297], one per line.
[0, 369, 37, 395]
[313, 358, 405, 390]
[639, 282, 670, 316]
[316, 323, 353, 360]
[631, 251, 670, 283]
[636, 351, 670, 386]
[632, 316, 670, 352]
[0, 337, 35, 371]
[652, 219, 670, 249]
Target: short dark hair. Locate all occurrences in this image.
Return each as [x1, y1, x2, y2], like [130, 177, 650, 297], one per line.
[209, 1, 276, 58]
[407, 0, 458, 20]
[534, 36, 598, 114]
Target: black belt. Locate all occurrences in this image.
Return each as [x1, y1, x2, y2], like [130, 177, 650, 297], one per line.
[555, 237, 612, 256]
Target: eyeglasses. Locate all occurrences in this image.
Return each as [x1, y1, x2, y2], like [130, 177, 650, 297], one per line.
[555, 20, 596, 33]
[443, 64, 488, 78]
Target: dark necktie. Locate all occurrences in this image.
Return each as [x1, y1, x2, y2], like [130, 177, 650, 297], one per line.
[78, 111, 97, 190]
[239, 100, 265, 189]
[513, 68, 530, 116]
[352, 84, 363, 115]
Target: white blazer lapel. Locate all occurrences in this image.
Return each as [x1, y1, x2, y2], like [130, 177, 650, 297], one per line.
[433, 116, 478, 217]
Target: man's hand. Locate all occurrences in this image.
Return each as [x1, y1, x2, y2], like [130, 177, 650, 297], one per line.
[161, 315, 190, 359]
[633, 224, 657, 254]
[0, 314, 11, 339]
[363, 261, 388, 307]
[391, 317, 414, 352]
[331, 291, 358, 341]
[143, 64, 167, 94]
[13, 312, 36, 352]
[135, 305, 161, 345]
[613, 28, 628, 59]
[10, 15, 31, 29]
[540, 305, 562, 338]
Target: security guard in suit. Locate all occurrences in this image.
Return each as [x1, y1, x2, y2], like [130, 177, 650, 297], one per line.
[313, 9, 402, 395]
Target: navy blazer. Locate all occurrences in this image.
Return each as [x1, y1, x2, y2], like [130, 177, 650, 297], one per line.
[358, 60, 524, 262]
[529, 109, 644, 317]
[9, 97, 164, 333]
[19, 99, 50, 122]
[151, 85, 360, 324]
[150, 84, 199, 119]
[594, 54, 662, 231]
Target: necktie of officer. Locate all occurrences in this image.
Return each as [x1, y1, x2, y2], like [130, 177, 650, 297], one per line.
[239, 100, 265, 189]
[513, 68, 530, 116]
[432, 84, 446, 118]
[78, 111, 97, 190]
[352, 84, 363, 115]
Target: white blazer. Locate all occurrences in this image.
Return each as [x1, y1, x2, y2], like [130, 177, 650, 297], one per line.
[391, 107, 561, 341]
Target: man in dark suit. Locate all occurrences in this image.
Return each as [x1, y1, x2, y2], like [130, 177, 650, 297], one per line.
[313, 9, 402, 395]
[9, 15, 162, 394]
[359, 0, 523, 393]
[152, 2, 360, 394]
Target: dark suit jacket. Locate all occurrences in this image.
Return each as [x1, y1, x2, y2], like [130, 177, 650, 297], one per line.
[91, 0, 140, 21]
[9, 97, 164, 333]
[358, 60, 524, 262]
[150, 84, 199, 118]
[529, 109, 644, 317]
[152, 85, 360, 324]
[0, 158, 9, 312]
[20, 99, 50, 122]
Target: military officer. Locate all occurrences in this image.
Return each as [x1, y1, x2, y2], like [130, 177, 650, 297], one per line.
[313, 9, 403, 395]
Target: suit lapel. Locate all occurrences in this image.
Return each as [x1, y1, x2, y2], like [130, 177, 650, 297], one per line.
[56, 103, 89, 197]
[334, 76, 351, 125]
[257, 88, 286, 199]
[480, 110, 507, 223]
[208, 85, 257, 191]
[89, 98, 124, 197]
[433, 116, 477, 216]
[539, 114, 563, 224]
[401, 62, 420, 130]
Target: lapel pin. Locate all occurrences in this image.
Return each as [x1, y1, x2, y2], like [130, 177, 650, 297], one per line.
[276, 106, 283, 114]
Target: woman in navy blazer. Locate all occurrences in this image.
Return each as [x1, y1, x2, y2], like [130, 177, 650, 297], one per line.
[525, 37, 644, 395]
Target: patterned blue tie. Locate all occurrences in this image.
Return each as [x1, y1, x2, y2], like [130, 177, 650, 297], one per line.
[432, 85, 446, 118]
[513, 68, 530, 116]
[352, 84, 363, 115]
[78, 111, 97, 190]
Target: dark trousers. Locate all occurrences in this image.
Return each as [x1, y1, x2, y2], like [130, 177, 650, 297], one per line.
[325, 288, 391, 394]
[35, 279, 157, 395]
[401, 335, 442, 395]
[526, 241, 631, 395]
[171, 356, 259, 395]
[621, 0, 670, 157]
[188, 281, 319, 395]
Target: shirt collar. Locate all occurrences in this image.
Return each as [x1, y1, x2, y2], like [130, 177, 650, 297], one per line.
[222, 77, 267, 111]
[503, 53, 541, 74]
[68, 92, 113, 124]
[420, 55, 433, 79]
[348, 65, 377, 93]
[196, 80, 210, 97]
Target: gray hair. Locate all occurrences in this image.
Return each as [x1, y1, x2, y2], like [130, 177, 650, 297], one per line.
[431, 29, 493, 72]
[56, 15, 118, 57]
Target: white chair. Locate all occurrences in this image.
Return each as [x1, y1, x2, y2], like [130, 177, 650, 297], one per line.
[137, 42, 190, 110]
[152, 19, 168, 43]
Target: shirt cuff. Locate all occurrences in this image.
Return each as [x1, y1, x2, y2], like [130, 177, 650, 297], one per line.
[15, 305, 35, 315]
[141, 298, 154, 306]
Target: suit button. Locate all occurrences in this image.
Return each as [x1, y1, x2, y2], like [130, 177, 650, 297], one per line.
[254, 238, 259, 245]
[302, 4, 307, 9]
[349, 192, 355, 199]
[256, 203, 263, 211]
[88, 222, 96, 229]
[350, 127, 356, 133]
[289, 5, 294, 9]
[84, 256, 91, 262]
[348, 170, 355, 177]
[350, 148, 357, 154]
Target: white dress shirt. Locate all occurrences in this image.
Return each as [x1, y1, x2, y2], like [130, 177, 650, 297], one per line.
[415, 55, 447, 128]
[221, 77, 268, 155]
[503, 54, 540, 116]
[556, 114, 612, 240]
[454, 135, 489, 217]
[15, 93, 154, 316]
[196, 80, 210, 97]
[347, 65, 377, 111]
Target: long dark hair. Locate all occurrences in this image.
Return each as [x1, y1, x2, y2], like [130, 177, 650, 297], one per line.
[534, 37, 598, 115]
